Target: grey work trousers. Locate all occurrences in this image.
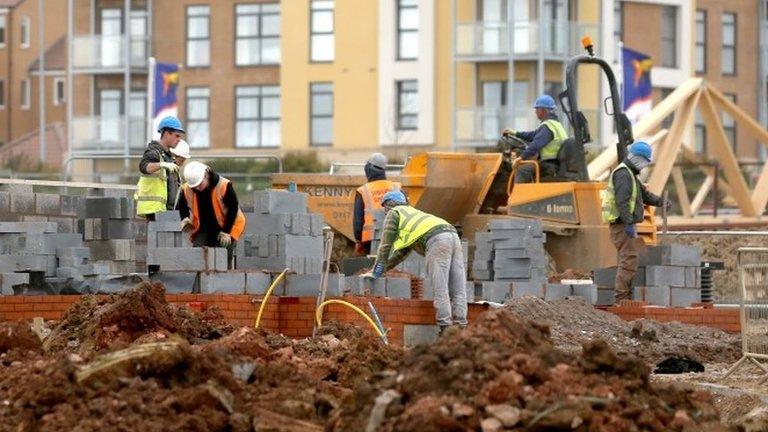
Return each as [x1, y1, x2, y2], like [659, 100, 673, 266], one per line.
[425, 232, 468, 327]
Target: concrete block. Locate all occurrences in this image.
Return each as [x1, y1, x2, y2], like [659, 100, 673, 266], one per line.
[572, 284, 598, 305]
[148, 247, 205, 271]
[403, 324, 438, 347]
[640, 244, 701, 267]
[280, 274, 322, 297]
[0, 255, 48, 273]
[148, 221, 183, 233]
[22, 215, 49, 222]
[84, 218, 133, 240]
[84, 197, 132, 219]
[593, 267, 616, 287]
[633, 286, 671, 307]
[489, 236, 537, 249]
[488, 217, 543, 231]
[253, 190, 308, 214]
[493, 248, 545, 260]
[511, 282, 544, 299]
[156, 232, 176, 248]
[156, 211, 181, 222]
[494, 256, 547, 270]
[341, 256, 375, 276]
[60, 195, 83, 216]
[9, 193, 35, 213]
[685, 267, 701, 288]
[596, 288, 615, 306]
[0, 272, 30, 295]
[88, 239, 134, 261]
[481, 281, 511, 302]
[104, 261, 136, 275]
[149, 271, 199, 294]
[199, 271, 246, 294]
[492, 265, 535, 280]
[472, 269, 493, 281]
[386, 276, 411, 299]
[545, 283, 572, 301]
[466, 281, 476, 302]
[0, 191, 10, 213]
[48, 217, 76, 233]
[670, 287, 701, 307]
[34, 193, 61, 215]
[645, 265, 685, 287]
[80, 262, 111, 276]
[309, 214, 325, 236]
[56, 267, 84, 280]
[244, 271, 272, 295]
[0, 222, 56, 234]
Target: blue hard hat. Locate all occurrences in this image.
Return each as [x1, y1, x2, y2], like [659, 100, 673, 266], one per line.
[533, 94, 556, 110]
[157, 116, 185, 133]
[381, 190, 407, 206]
[629, 141, 652, 161]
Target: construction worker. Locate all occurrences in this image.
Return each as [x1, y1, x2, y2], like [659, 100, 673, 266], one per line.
[170, 140, 191, 209]
[503, 94, 568, 183]
[353, 153, 401, 255]
[602, 141, 669, 302]
[364, 190, 467, 332]
[176, 161, 246, 269]
[136, 116, 185, 221]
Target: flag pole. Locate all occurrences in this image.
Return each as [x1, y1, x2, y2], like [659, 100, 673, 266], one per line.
[146, 56, 156, 144]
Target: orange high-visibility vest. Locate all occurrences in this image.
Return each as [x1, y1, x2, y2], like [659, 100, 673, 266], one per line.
[183, 176, 246, 240]
[356, 180, 401, 242]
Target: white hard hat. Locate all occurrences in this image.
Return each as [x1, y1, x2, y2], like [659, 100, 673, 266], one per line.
[184, 161, 208, 188]
[170, 140, 191, 159]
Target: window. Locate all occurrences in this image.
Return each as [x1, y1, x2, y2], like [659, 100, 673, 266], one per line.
[0, 80, 4, 109]
[130, 10, 147, 64]
[186, 6, 210, 67]
[613, 2, 623, 53]
[20, 79, 30, 109]
[235, 86, 280, 148]
[0, 15, 6, 47]
[310, 0, 334, 62]
[695, 10, 706, 73]
[186, 87, 210, 148]
[20, 15, 29, 48]
[235, 3, 281, 66]
[661, 6, 677, 68]
[53, 78, 65, 106]
[396, 80, 418, 130]
[310, 82, 333, 146]
[482, 81, 506, 140]
[722, 12, 736, 75]
[723, 93, 737, 150]
[397, 0, 418, 60]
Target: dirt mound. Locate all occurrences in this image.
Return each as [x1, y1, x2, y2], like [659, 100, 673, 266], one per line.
[503, 296, 740, 364]
[0, 322, 42, 361]
[549, 268, 591, 282]
[328, 309, 735, 431]
[43, 282, 232, 357]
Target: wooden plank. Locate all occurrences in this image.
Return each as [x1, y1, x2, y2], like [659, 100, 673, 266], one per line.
[690, 174, 714, 215]
[698, 89, 758, 216]
[671, 167, 693, 217]
[647, 89, 700, 195]
[587, 78, 703, 179]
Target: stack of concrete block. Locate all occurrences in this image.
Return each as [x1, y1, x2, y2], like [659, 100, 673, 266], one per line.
[593, 244, 702, 307]
[79, 197, 136, 275]
[237, 190, 324, 275]
[0, 184, 84, 234]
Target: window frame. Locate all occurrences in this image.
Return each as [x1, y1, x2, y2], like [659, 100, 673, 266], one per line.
[396, 80, 418, 131]
[695, 9, 707, 74]
[310, 0, 335, 63]
[20, 15, 29, 49]
[234, 3, 281, 67]
[186, 86, 211, 149]
[310, 82, 334, 146]
[660, 5, 678, 68]
[0, 14, 6, 48]
[20, 78, 30, 110]
[396, 0, 419, 61]
[721, 12, 737, 76]
[186, 5, 211, 68]
[53, 77, 65, 106]
[0, 79, 4, 109]
[234, 85, 281, 148]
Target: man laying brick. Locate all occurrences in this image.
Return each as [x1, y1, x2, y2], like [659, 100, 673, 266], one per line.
[364, 190, 467, 333]
[176, 161, 246, 269]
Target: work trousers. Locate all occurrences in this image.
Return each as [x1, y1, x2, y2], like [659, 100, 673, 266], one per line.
[514, 160, 558, 183]
[425, 232, 468, 327]
[609, 223, 639, 301]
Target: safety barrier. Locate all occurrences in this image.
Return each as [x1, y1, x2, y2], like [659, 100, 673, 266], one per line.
[723, 247, 768, 382]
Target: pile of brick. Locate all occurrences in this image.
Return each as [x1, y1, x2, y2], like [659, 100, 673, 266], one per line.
[594, 244, 702, 307]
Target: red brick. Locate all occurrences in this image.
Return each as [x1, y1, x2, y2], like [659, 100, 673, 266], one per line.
[33, 303, 53, 312]
[3, 297, 24, 304]
[14, 303, 34, 311]
[3, 312, 25, 320]
[22, 296, 44, 303]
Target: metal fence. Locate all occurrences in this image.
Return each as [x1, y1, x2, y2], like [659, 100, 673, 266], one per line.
[723, 247, 768, 382]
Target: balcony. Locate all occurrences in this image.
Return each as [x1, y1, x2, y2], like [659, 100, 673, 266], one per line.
[455, 20, 599, 61]
[71, 116, 148, 154]
[72, 35, 149, 72]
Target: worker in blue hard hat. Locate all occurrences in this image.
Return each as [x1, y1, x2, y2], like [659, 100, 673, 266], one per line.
[502, 94, 568, 183]
[135, 116, 185, 221]
[601, 140, 670, 302]
[363, 190, 467, 333]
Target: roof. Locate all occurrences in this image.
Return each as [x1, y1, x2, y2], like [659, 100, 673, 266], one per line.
[28, 37, 66, 72]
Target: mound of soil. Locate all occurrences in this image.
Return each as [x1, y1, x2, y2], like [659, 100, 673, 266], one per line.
[0, 322, 42, 362]
[503, 297, 741, 364]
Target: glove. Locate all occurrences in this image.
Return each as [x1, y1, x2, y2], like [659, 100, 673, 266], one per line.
[159, 161, 179, 173]
[624, 224, 637, 238]
[180, 217, 192, 232]
[217, 232, 232, 247]
[361, 272, 376, 280]
[502, 128, 516, 137]
[372, 262, 385, 278]
[354, 242, 366, 255]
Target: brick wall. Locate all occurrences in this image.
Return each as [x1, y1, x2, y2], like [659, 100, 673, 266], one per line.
[607, 302, 741, 333]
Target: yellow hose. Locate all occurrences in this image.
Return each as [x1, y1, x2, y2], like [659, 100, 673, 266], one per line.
[315, 299, 384, 338]
[254, 268, 289, 328]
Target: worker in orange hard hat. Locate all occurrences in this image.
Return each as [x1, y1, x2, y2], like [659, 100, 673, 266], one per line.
[353, 152, 401, 255]
[176, 161, 246, 269]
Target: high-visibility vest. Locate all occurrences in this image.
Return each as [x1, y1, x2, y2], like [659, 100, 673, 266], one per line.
[357, 180, 401, 242]
[135, 150, 168, 216]
[391, 206, 450, 251]
[601, 163, 638, 223]
[182, 176, 246, 240]
[539, 119, 568, 161]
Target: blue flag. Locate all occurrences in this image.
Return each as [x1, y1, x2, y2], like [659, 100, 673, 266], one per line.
[152, 62, 179, 138]
[622, 47, 653, 124]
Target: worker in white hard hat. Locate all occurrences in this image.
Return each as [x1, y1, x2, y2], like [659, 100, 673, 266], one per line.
[353, 152, 401, 256]
[170, 140, 191, 208]
[176, 161, 246, 268]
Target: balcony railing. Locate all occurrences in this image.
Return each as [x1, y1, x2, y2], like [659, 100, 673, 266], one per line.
[72, 35, 149, 70]
[456, 20, 599, 59]
[71, 116, 147, 154]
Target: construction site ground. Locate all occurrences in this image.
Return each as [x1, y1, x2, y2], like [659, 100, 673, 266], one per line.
[0, 282, 762, 431]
